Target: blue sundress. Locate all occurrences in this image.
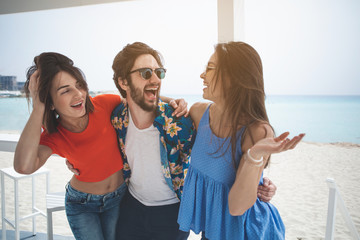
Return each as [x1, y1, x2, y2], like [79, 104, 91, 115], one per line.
[177, 105, 285, 240]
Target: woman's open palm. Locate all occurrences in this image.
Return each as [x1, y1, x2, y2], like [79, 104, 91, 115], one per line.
[252, 132, 305, 157]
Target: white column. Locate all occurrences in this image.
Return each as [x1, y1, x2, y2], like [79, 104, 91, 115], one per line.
[217, 0, 245, 42]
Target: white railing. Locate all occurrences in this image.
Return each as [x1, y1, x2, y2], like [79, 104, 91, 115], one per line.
[325, 178, 360, 240]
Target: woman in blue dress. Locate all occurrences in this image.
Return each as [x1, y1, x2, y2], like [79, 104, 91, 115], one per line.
[177, 41, 305, 240]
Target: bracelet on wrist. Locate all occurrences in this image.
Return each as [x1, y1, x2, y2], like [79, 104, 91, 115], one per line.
[247, 149, 263, 162]
[246, 149, 264, 167]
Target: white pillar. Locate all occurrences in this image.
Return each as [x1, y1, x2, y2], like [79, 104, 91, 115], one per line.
[217, 0, 245, 42]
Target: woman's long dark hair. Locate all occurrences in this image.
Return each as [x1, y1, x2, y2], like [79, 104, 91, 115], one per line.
[211, 42, 272, 168]
[24, 52, 94, 133]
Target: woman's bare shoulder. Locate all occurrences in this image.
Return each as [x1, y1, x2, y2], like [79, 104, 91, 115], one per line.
[189, 102, 211, 129]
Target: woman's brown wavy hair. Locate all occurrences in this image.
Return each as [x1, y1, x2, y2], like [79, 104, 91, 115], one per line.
[24, 52, 94, 133]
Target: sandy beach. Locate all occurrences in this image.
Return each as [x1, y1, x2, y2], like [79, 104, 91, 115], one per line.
[1, 141, 359, 239]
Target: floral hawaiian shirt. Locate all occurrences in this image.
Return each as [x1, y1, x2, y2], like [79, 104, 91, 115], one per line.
[111, 100, 196, 200]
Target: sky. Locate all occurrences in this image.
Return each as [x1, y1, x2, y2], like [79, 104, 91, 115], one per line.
[0, 0, 359, 96]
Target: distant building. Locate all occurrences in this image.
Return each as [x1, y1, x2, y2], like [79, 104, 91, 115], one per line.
[0, 75, 24, 91]
[17, 81, 25, 91]
[0, 75, 17, 90]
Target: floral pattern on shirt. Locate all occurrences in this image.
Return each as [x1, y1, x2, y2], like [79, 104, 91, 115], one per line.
[111, 100, 196, 200]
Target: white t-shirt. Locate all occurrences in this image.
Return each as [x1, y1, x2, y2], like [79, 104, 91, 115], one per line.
[125, 110, 179, 206]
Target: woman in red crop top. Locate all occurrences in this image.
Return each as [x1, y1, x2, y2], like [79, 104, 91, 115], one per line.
[13, 52, 126, 240]
[14, 52, 187, 240]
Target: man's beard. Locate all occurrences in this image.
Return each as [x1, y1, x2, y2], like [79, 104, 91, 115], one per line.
[128, 81, 159, 112]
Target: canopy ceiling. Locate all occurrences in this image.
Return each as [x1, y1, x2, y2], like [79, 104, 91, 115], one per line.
[0, 0, 244, 42]
[0, 0, 134, 15]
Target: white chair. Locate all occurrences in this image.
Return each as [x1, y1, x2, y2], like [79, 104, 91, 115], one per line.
[46, 191, 66, 240]
[1, 166, 49, 240]
[325, 178, 360, 240]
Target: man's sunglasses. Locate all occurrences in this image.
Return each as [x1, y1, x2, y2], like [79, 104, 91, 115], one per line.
[128, 68, 166, 80]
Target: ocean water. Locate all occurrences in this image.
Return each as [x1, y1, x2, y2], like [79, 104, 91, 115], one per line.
[171, 95, 360, 144]
[264, 95, 360, 144]
[0, 97, 31, 133]
[1, 95, 360, 144]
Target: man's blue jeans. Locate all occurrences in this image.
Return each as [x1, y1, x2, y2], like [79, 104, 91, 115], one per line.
[65, 182, 127, 240]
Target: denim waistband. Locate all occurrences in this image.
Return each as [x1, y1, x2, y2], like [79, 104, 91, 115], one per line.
[66, 181, 127, 202]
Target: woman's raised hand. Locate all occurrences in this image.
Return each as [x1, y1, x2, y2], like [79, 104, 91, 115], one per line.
[28, 70, 44, 110]
[250, 132, 305, 159]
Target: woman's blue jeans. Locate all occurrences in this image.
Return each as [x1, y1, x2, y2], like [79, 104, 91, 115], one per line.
[65, 182, 127, 240]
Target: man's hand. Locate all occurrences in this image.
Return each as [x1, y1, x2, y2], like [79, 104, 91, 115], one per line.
[169, 98, 189, 117]
[65, 159, 80, 176]
[257, 177, 277, 202]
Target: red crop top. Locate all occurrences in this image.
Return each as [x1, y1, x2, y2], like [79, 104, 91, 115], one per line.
[40, 94, 123, 182]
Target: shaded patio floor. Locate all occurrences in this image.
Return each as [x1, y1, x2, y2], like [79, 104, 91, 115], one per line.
[0, 229, 74, 240]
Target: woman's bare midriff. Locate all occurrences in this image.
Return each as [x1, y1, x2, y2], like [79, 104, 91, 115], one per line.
[69, 169, 124, 195]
